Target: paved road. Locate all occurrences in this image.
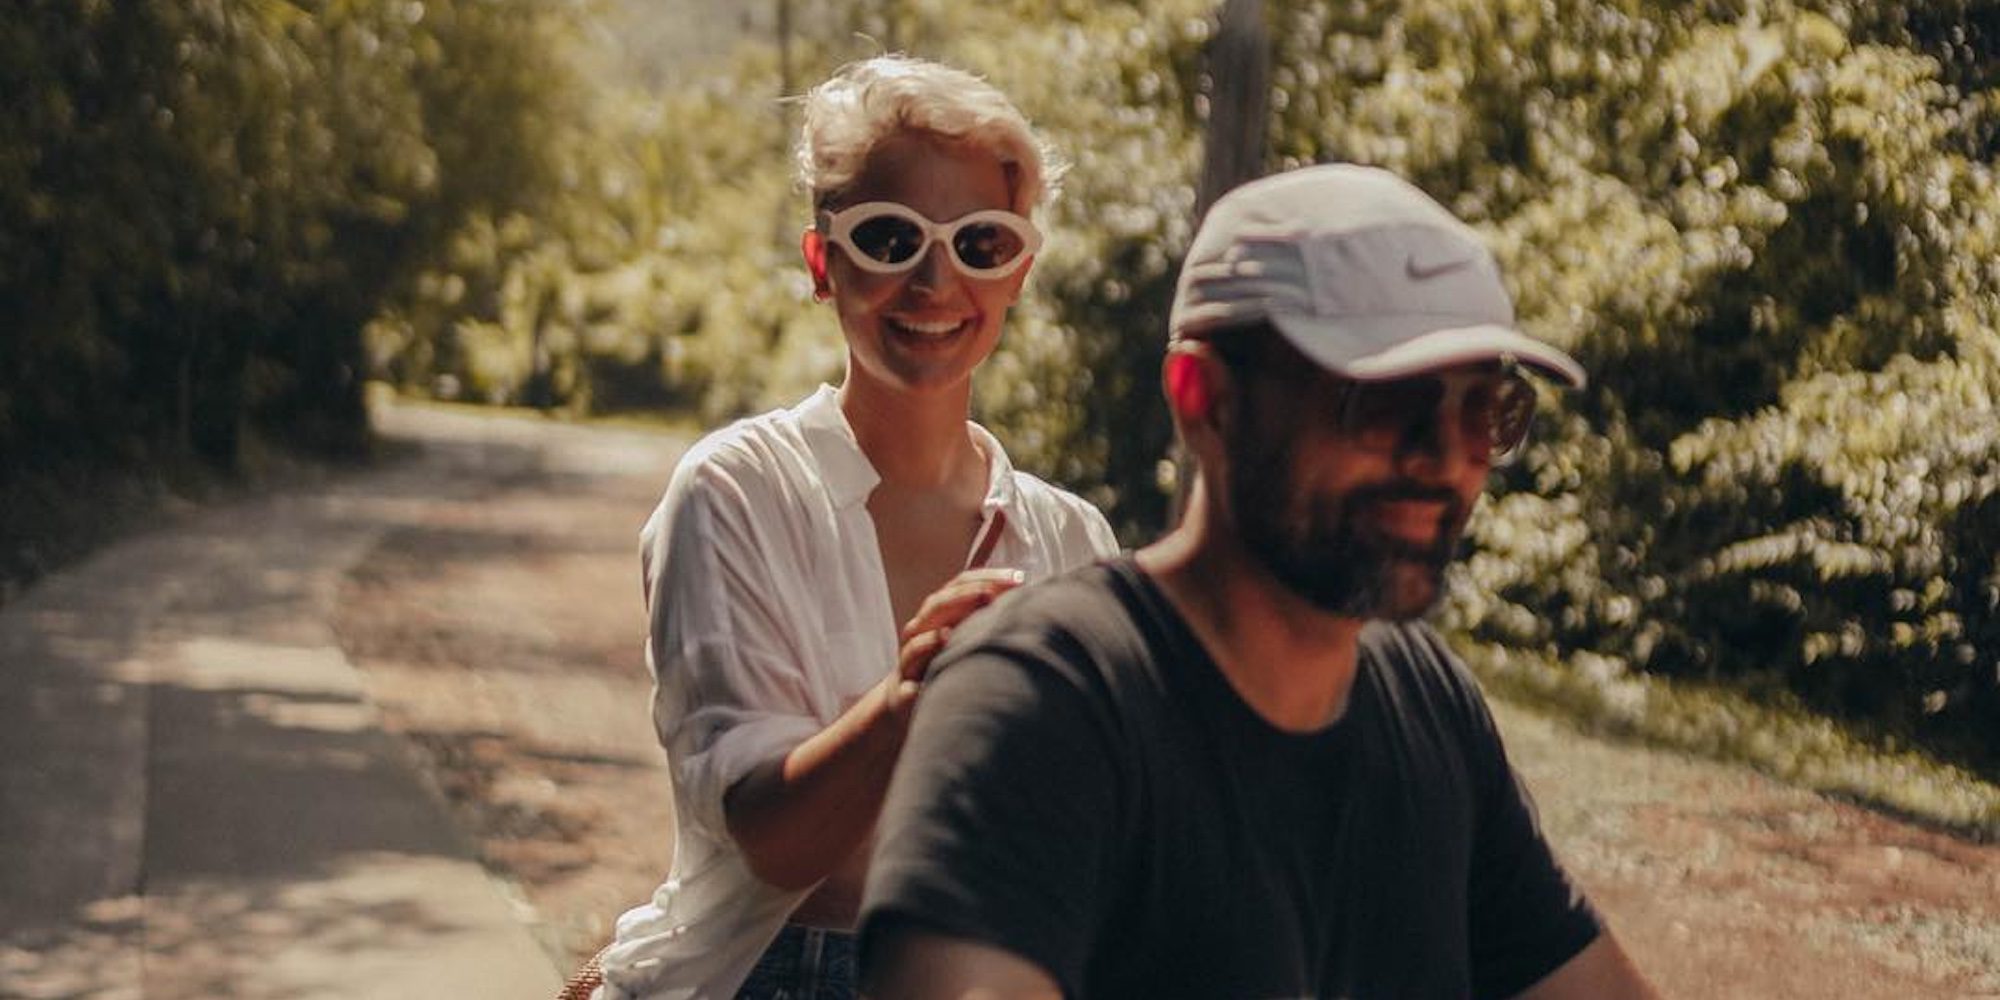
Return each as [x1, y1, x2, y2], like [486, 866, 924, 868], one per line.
[0, 405, 613, 1000]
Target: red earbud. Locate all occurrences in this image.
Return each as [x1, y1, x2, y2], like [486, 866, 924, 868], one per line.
[1165, 352, 1211, 418]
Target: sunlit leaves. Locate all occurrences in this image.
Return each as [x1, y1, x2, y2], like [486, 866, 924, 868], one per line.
[1300, 0, 2000, 763]
[336, 0, 2000, 766]
[3, 0, 582, 469]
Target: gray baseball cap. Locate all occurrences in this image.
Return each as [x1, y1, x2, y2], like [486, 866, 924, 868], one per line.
[1169, 164, 1585, 387]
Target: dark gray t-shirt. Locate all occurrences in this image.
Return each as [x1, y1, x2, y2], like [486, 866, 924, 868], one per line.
[861, 558, 1600, 999]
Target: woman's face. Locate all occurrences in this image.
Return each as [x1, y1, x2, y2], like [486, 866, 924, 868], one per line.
[818, 132, 1031, 398]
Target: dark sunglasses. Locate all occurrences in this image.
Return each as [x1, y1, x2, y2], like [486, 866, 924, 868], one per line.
[818, 201, 1042, 279]
[1331, 368, 1539, 466]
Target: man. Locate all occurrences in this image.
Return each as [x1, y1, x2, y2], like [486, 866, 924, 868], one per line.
[857, 164, 1661, 999]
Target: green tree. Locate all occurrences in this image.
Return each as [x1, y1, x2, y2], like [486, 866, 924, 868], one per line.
[1241, 0, 2000, 765]
[1, 0, 580, 474]
[343, 0, 2000, 772]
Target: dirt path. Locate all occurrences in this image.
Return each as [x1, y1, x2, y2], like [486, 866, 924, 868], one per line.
[333, 403, 2000, 998]
[330, 402, 684, 967]
[1499, 704, 1999, 997]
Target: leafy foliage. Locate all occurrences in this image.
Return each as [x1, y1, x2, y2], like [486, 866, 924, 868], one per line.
[1280, 0, 2000, 770]
[365, 1, 1217, 541]
[14, 0, 2000, 780]
[1, 0, 576, 475]
[292, 0, 2000, 773]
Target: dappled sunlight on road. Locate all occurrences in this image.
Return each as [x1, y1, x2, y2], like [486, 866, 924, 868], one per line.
[0, 404, 598, 998]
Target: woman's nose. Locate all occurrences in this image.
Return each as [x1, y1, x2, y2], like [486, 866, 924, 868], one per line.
[906, 242, 955, 295]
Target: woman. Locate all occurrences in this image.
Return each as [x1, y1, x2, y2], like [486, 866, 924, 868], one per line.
[594, 56, 1117, 1000]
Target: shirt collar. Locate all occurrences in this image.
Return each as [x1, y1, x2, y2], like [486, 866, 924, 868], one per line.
[794, 384, 1022, 522]
[967, 421, 1020, 517]
[795, 384, 880, 509]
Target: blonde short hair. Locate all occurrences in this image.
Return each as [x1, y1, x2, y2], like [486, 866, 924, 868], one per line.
[796, 55, 1062, 214]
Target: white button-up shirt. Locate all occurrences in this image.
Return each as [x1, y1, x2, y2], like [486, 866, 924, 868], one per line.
[600, 386, 1117, 999]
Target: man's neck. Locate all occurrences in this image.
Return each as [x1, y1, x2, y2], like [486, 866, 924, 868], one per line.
[1134, 499, 1367, 733]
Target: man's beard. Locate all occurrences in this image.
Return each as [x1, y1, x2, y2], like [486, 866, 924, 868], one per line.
[1227, 421, 1465, 620]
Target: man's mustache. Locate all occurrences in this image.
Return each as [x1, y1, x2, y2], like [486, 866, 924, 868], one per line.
[1342, 483, 1465, 516]
[1330, 483, 1467, 561]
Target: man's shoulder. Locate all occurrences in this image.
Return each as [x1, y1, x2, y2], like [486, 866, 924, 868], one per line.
[934, 561, 1152, 684]
[1358, 620, 1497, 731]
[1360, 619, 1459, 669]
[959, 560, 1135, 643]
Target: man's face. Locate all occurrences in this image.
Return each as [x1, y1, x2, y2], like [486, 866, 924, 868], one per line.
[1223, 351, 1521, 620]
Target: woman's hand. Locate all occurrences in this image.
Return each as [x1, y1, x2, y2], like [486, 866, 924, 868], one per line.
[731, 568, 1027, 893]
[886, 567, 1026, 710]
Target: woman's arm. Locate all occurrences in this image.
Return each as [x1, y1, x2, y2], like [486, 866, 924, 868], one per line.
[723, 569, 1023, 892]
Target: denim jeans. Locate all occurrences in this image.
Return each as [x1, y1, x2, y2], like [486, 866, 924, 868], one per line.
[735, 923, 858, 1000]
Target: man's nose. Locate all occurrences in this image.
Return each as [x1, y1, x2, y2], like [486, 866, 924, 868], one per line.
[1392, 399, 1473, 478]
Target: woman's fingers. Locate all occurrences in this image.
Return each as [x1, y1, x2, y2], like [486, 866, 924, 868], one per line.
[895, 625, 953, 684]
[900, 568, 1025, 643]
[894, 568, 1029, 687]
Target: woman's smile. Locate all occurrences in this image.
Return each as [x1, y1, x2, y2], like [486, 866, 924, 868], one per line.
[885, 313, 975, 344]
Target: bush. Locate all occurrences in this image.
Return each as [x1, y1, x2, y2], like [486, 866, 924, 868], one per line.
[1, 0, 578, 477]
[349, 0, 2000, 774]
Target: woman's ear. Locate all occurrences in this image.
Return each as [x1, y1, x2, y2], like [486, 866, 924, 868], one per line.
[800, 229, 832, 301]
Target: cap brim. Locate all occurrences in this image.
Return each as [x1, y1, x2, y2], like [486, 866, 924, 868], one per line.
[1268, 317, 1587, 388]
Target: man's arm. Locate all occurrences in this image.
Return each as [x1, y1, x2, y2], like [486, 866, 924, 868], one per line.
[864, 926, 1063, 1000]
[858, 610, 1120, 1000]
[1512, 932, 1661, 1000]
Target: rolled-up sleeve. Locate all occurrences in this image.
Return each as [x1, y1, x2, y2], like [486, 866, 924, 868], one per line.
[642, 455, 820, 844]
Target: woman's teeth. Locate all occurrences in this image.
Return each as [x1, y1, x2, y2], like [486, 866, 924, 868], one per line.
[890, 318, 966, 337]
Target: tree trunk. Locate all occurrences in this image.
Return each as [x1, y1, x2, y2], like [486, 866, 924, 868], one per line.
[1175, 0, 1272, 517]
[1197, 0, 1271, 219]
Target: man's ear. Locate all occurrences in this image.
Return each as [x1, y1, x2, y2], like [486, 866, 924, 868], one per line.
[800, 228, 832, 301]
[1164, 346, 1221, 426]
[1164, 345, 1236, 496]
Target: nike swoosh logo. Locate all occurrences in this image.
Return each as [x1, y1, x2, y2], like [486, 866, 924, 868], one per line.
[1405, 255, 1475, 281]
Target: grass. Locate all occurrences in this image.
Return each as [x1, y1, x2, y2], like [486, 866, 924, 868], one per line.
[1460, 638, 2000, 842]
